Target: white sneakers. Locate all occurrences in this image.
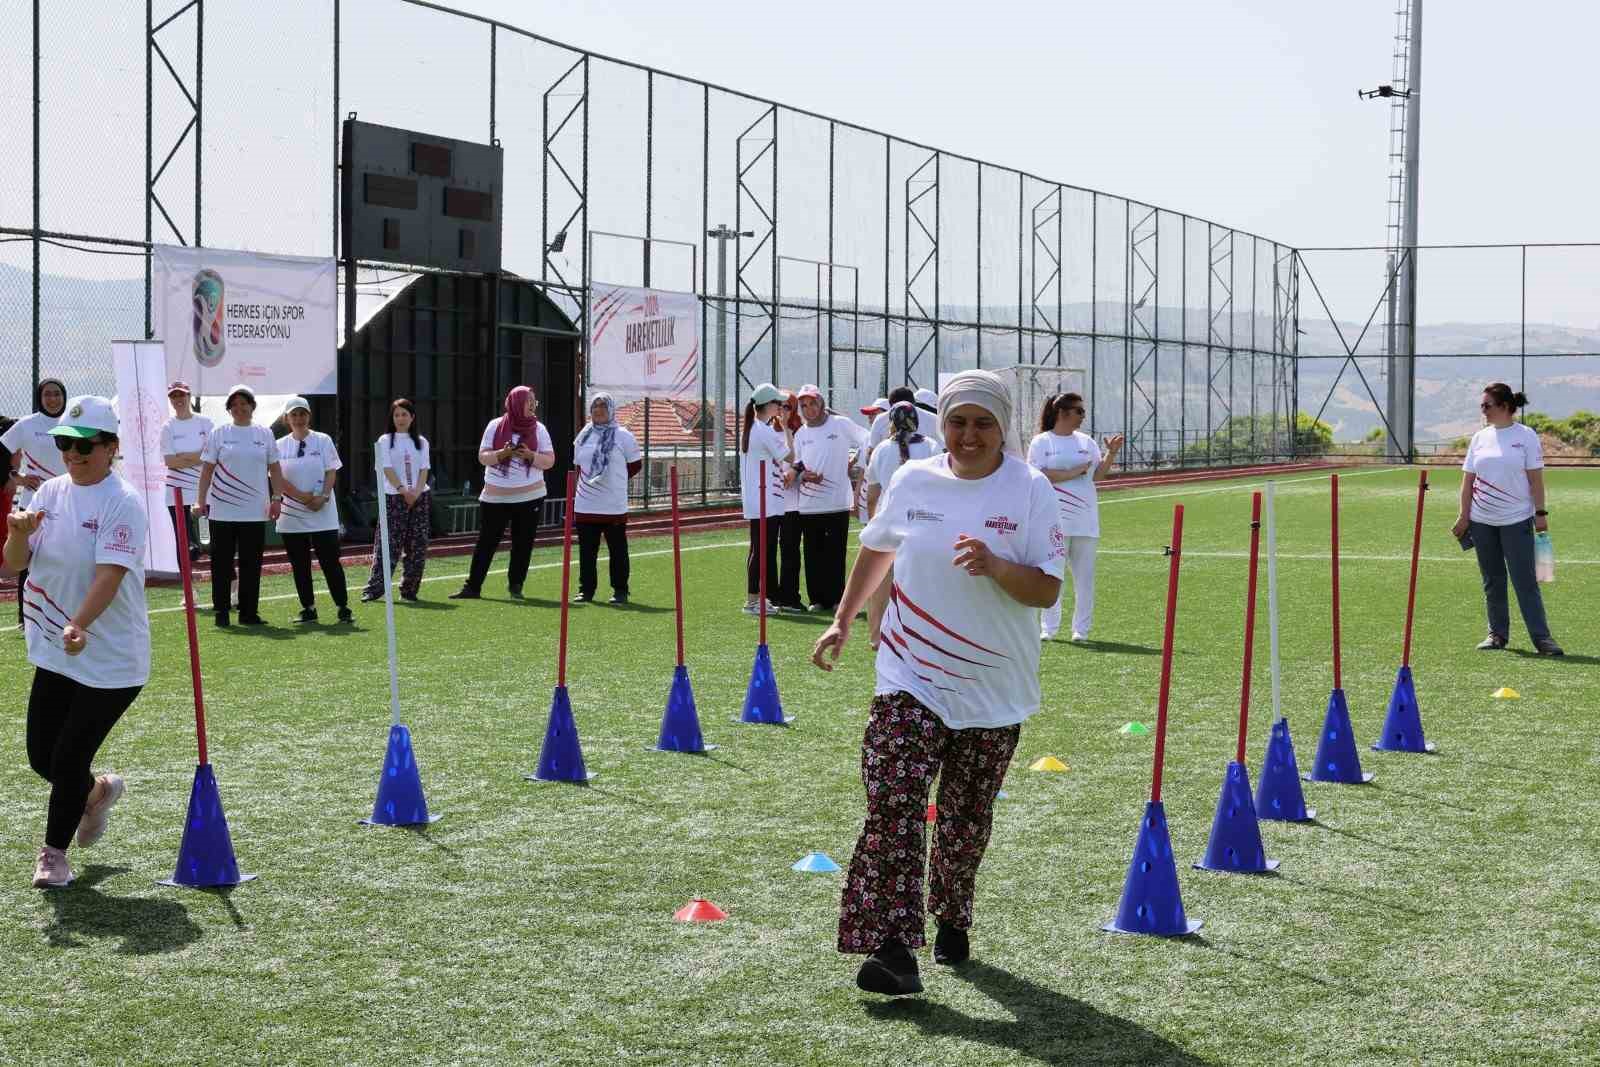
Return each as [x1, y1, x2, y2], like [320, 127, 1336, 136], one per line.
[76, 773, 125, 847]
[1070, 632, 1088, 643]
[742, 600, 773, 616]
[32, 846, 73, 889]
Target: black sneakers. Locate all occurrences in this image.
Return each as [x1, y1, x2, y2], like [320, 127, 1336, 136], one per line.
[508, 586, 525, 600]
[447, 587, 481, 600]
[933, 922, 970, 966]
[855, 939, 923, 996]
[1534, 637, 1565, 657]
[336, 605, 354, 623]
[297, 608, 319, 624]
[608, 593, 629, 606]
[1476, 634, 1507, 651]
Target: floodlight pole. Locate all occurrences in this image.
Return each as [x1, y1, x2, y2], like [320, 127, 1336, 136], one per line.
[1382, 0, 1422, 462]
[708, 224, 751, 495]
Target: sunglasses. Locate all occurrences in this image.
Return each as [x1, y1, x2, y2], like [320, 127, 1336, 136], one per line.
[53, 436, 104, 456]
[296, 439, 307, 458]
[1480, 401, 1500, 411]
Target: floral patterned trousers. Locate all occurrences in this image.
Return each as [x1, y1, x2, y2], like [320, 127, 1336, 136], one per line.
[837, 690, 1020, 954]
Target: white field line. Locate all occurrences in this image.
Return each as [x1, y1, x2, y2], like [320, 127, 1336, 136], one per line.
[1098, 464, 1398, 506]
[1100, 548, 1600, 565]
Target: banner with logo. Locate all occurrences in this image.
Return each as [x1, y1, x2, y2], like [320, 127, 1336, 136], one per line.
[587, 284, 701, 398]
[111, 340, 180, 577]
[153, 243, 338, 396]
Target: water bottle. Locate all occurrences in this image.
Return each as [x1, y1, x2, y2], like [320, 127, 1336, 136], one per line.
[197, 512, 211, 546]
[1534, 531, 1554, 583]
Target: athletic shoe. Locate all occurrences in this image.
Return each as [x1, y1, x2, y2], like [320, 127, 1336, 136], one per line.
[807, 603, 826, 614]
[360, 591, 381, 603]
[608, 593, 629, 606]
[337, 606, 354, 623]
[1476, 634, 1508, 651]
[1040, 629, 1055, 641]
[741, 600, 772, 616]
[1070, 632, 1087, 644]
[239, 614, 266, 626]
[933, 922, 970, 966]
[855, 939, 922, 996]
[32, 846, 73, 890]
[571, 594, 593, 605]
[508, 586, 525, 600]
[1534, 637, 1565, 657]
[76, 773, 125, 848]
[447, 587, 481, 600]
[296, 608, 319, 624]
[215, 612, 231, 628]
[399, 591, 418, 603]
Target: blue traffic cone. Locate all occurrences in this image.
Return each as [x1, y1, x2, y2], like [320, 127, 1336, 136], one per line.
[1255, 718, 1315, 822]
[740, 643, 791, 724]
[1373, 665, 1435, 753]
[531, 685, 596, 782]
[1103, 801, 1202, 936]
[656, 665, 714, 753]
[1308, 688, 1374, 784]
[362, 723, 440, 826]
[1195, 761, 1279, 873]
[792, 851, 840, 873]
[159, 763, 254, 888]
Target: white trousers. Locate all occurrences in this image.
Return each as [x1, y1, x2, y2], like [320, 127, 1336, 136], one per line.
[1042, 535, 1098, 638]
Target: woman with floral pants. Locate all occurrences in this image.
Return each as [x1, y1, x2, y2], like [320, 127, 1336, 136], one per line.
[362, 399, 432, 602]
[813, 369, 1065, 996]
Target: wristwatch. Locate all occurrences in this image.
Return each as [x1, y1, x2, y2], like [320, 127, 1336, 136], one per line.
[1535, 510, 1548, 516]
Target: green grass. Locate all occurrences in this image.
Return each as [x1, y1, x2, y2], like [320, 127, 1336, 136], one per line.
[2, 466, 1597, 1066]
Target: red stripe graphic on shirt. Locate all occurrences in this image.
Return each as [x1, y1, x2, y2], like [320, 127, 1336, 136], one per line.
[281, 498, 313, 513]
[214, 461, 262, 497]
[884, 628, 979, 682]
[206, 483, 246, 506]
[1053, 487, 1084, 510]
[893, 613, 1000, 670]
[891, 583, 1008, 659]
[1471, 474, 1517, 503]
[22, 449, 61, 478]
[22, 609, 60, 639]
[25, 581, 95, 637]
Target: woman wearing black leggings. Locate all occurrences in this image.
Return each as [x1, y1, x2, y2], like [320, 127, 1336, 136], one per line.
[4, 395, 150, 889]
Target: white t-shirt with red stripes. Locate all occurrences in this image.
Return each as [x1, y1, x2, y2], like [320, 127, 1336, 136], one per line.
[740, 420, 788, 521]
[1463, 423, 1542, 525]
[159, 414, 214, 502]
[200, 423, 275, 522]
[1, 411, 66, 509]
[860, 452, 1066, 730]
[794, 414, 863, 515]
[1026, 430, 1101, 538]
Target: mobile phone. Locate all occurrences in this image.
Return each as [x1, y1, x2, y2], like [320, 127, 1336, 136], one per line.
[1457, 532, 1474, 551]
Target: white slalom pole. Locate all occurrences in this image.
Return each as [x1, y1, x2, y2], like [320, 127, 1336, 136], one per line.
[1266, 480, 1281, 722]
[376, 452, 401, 727]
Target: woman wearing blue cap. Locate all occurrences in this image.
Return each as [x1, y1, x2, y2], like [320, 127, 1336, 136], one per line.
[4, 396, 149, 889]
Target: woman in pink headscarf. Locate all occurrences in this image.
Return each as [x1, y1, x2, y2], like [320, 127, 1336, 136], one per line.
[449, 385, 555, 600]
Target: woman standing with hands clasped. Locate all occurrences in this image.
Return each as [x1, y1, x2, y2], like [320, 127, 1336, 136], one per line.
[812, 370, 1064, 996]
[4, 396, 149, 889]
[738, 383, 792, 615]
[363, 398, 432, 603]
[1451, 383, 1563, 655]
[159, 380, 211, 560]
[196, 385, 283, 627]
[1026, 392, 1122, 642]
[274, 397, 351, 624]
[450, 385, 555, 600]
[571, 392, 643, 605]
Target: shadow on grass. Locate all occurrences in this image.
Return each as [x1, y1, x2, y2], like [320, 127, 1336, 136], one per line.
[1176, 934, 1345, 992]
[395, 599, 458, 612]
[865, 961, 1208, 1066]
[1310, 821, 1422, 857]
[603, 600, 673, 615]
[403, 824, 461, 857]
[220, 623, 297, 641]
[1061, 639, 1162, 656]
[1508, 649, 1599, 665]
[1366, 780, 1477, 814]
[45, 865, 202, 954]
[1275, 872, 1438, 921]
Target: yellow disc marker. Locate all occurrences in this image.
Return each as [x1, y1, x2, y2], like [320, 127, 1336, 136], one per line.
[1029, 755, 1069, 772]
[1491, 687, 1521, 700]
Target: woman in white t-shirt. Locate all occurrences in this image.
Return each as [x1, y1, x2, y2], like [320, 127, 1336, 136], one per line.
[363, 398, 433, 603]
[773, 390, 806, 613]
[449, 385, 555, 600]
[812, 370, 1065, 997]
[571, 392, 643, 605]
[274, 397, 351, 625]
[3, 396, 149, 890]
[197, 385, 283, 628]
[159, 380, 212, 561]
[1450, 383, 1562, 655]
[1, 377, 68, 626]
[738, 382, 793, 615]
[1026, 392, 1123, 642]
[792, 384, 863, 613]
[862, 402, 941, 648]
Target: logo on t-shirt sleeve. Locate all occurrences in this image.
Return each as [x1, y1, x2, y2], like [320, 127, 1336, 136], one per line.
[104, 522, 136, 554]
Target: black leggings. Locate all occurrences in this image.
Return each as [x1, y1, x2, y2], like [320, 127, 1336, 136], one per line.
[282, 529, 349, 610]
[776, 511, 803, 607]
[576, 521, 629, 598]
[209, 519, 265, 616]
[465, 499, 542, 592]
[746, 517, 781, 597]
[27, 668, 141, 849]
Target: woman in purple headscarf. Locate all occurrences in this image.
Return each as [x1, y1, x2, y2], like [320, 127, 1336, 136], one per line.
[449, 385, 556, 600]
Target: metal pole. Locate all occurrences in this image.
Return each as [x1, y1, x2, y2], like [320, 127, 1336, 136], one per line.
[376, 453, 402, 727]
[715, 227, 729, 493]
[489, 24, 496, 143]
[644, 71, 653, 287]
[976, 163, 982, 367]
[32, 0, 40, 393]
[1401, 0, 1423, 463]
[145, 0, 153, 340]
[194, 0, 202, 247]
[700, 84, 709, 505]
[332, 0, 340, 258]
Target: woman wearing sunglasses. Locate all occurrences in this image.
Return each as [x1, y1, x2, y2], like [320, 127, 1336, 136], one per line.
[4, 396, 149, 889]
[274, 397, 351, 625]
[1450, 383, 1563, 655]
[196, 384, 283, 627]
[1027, 393, 1122, 643]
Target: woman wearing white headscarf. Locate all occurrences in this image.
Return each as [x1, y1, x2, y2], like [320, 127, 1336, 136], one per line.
[812, 370, 1064, 997]
[572, 392, 643, 605]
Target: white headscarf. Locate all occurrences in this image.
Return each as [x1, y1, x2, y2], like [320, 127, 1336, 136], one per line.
[936, 370, 1013, 445]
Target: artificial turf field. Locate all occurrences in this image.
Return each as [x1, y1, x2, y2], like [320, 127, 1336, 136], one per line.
[1, 464, 1596, 1066]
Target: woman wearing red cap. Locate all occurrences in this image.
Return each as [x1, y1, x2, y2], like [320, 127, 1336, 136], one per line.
[159, 380, 212, 562]
[450, 385, 555, 600]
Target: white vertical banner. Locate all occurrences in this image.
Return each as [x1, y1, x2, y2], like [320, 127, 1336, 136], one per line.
[587, 284, 701, 398]
[152, 243, 338, 396]
[111, 340, 180, 577]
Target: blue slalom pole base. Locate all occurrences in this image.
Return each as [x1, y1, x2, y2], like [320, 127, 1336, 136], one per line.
[1306, 688, 1374, 785]
[654, 664, 717, 753]
[527, 684, 597, 783]
[1372, 665, 1437, 754]
[739, 643, 792, 725]
[360, 723, 441, 826]
[1103, 801, 1202, 936]
[1255, 717, 1316, 822]
[158, 763, 257, 889]
[1195, 761, 1279, 874]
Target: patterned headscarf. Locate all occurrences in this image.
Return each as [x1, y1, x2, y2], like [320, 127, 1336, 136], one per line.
[578, 392, 619, 483]
[888, 401, 922, 462]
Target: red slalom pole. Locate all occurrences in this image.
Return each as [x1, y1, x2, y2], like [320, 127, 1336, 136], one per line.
[758, 460, 768, 646]
[1150, 504, 1185, 805]
[1236, 492, 1263, 766]
[172, 488, 209, 766]
[1401, 468, 1428, 667]
[557, 470, 577, 688]
[1331, 473, 1342, 690]
[670, 465, 686, 668]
